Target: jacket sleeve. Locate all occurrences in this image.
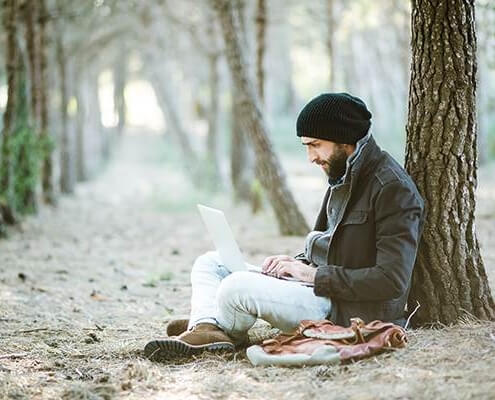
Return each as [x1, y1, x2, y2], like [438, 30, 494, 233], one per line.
[313, 179, 424, 301]
[294, 252, 311, 265]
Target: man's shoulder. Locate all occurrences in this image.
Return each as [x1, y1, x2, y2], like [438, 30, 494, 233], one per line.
[373, 153, 413, 188]
[370, 153, 424, 209]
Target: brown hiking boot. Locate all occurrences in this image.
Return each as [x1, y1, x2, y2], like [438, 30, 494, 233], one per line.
[144, 323, 235, 361]
[166, 319, 189, 337]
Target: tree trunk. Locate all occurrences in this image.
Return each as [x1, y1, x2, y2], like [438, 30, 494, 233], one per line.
[230, 0, 256, 204]
[0, 0, 19, 225]
[231, 91, 254, 202]
[74, 68, 87, 182]
[21, 0, 40, 212]
[38, 0, 56, 204]
[255, 0, 266, 102]
[113, 47, 127, 136]
[212, 0, 309, 235]
[405, 0, 495, 324]
[14, 67, 39, 214]
[88, 70, 107, 162]
[23, 0, 41, 128]
[56, 33, 74, 194]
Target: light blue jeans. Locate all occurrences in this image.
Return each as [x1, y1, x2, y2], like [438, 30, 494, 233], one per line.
[188, 251, 332, 342]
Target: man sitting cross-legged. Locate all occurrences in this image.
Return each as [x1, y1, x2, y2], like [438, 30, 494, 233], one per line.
[144, 92, 425, 361]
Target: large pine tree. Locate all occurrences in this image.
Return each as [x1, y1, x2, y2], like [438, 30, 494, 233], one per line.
[405, 0, 495, 324]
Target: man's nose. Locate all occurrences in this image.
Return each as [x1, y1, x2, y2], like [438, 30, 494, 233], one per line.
[307, 149, 317, 163]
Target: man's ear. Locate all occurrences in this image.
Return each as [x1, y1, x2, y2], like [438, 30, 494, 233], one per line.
[343, 144, 357, 156]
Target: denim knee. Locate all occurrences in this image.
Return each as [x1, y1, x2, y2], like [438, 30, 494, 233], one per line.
[216, 272, 251, 311]
[191, 251, 219, 275]
[191, 251, 230, 285]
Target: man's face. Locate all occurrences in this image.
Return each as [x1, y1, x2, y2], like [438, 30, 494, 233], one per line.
[301, 137, 355, 179]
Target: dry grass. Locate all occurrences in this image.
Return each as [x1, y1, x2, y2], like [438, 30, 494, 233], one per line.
[1, 136, 495, 400]
[2, 319, 494, 399]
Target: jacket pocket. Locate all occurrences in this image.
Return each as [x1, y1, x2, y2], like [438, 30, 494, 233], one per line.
[331, 209, 374, 267]
[340, 210, 368, 226]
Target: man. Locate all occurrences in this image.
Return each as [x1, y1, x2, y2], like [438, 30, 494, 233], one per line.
[144, 93, 425, 361]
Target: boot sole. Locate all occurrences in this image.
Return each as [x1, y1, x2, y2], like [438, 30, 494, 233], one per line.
[144, 339, 235, 361]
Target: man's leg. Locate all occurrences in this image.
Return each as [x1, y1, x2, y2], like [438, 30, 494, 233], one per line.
[144, 251, 234, 360]
[215, 271, 331, 342]
[145, 253, 331, 360]
[188, 250, 230, 329]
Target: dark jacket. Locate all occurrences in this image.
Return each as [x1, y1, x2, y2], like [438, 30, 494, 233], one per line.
[301, 133, 425, 327]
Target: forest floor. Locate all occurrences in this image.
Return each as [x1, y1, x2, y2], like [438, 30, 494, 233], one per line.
[1, 134, 495, 400]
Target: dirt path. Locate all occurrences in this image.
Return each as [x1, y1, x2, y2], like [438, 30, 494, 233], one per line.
[1, 135, 495, 399]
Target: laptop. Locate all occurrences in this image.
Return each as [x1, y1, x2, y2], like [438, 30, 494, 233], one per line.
[197, 204, 261, 273]
[197, 204, 313, 286]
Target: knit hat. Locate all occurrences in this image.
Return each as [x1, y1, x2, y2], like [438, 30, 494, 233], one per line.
[296, 93, 372, 144]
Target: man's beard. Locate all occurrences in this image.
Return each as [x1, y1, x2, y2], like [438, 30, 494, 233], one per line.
[320, 145, 348, 180]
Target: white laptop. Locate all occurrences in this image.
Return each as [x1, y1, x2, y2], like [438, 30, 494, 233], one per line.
[197, 204, 313, 287]
[197, 204, 261, 273]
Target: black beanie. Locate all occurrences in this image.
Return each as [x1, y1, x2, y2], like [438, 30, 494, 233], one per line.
[296, 93, 372, 144]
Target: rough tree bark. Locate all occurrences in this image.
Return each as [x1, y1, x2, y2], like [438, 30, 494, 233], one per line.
[405, 0, 495, 324]
[212, 0, 309, 235]
[0, 0, 19, 225]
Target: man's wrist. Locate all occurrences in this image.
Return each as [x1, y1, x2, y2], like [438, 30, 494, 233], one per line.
[302, 266, 317, 283]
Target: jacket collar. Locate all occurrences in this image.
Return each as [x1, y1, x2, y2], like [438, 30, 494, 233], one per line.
[329, 129, 380, 187]
[345, 130, 382, 186]
[327, 132, 372, 187]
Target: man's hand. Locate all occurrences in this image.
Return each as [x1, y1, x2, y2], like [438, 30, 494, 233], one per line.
[261, 255, 316, 284]
[262, 255, 296, 272]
